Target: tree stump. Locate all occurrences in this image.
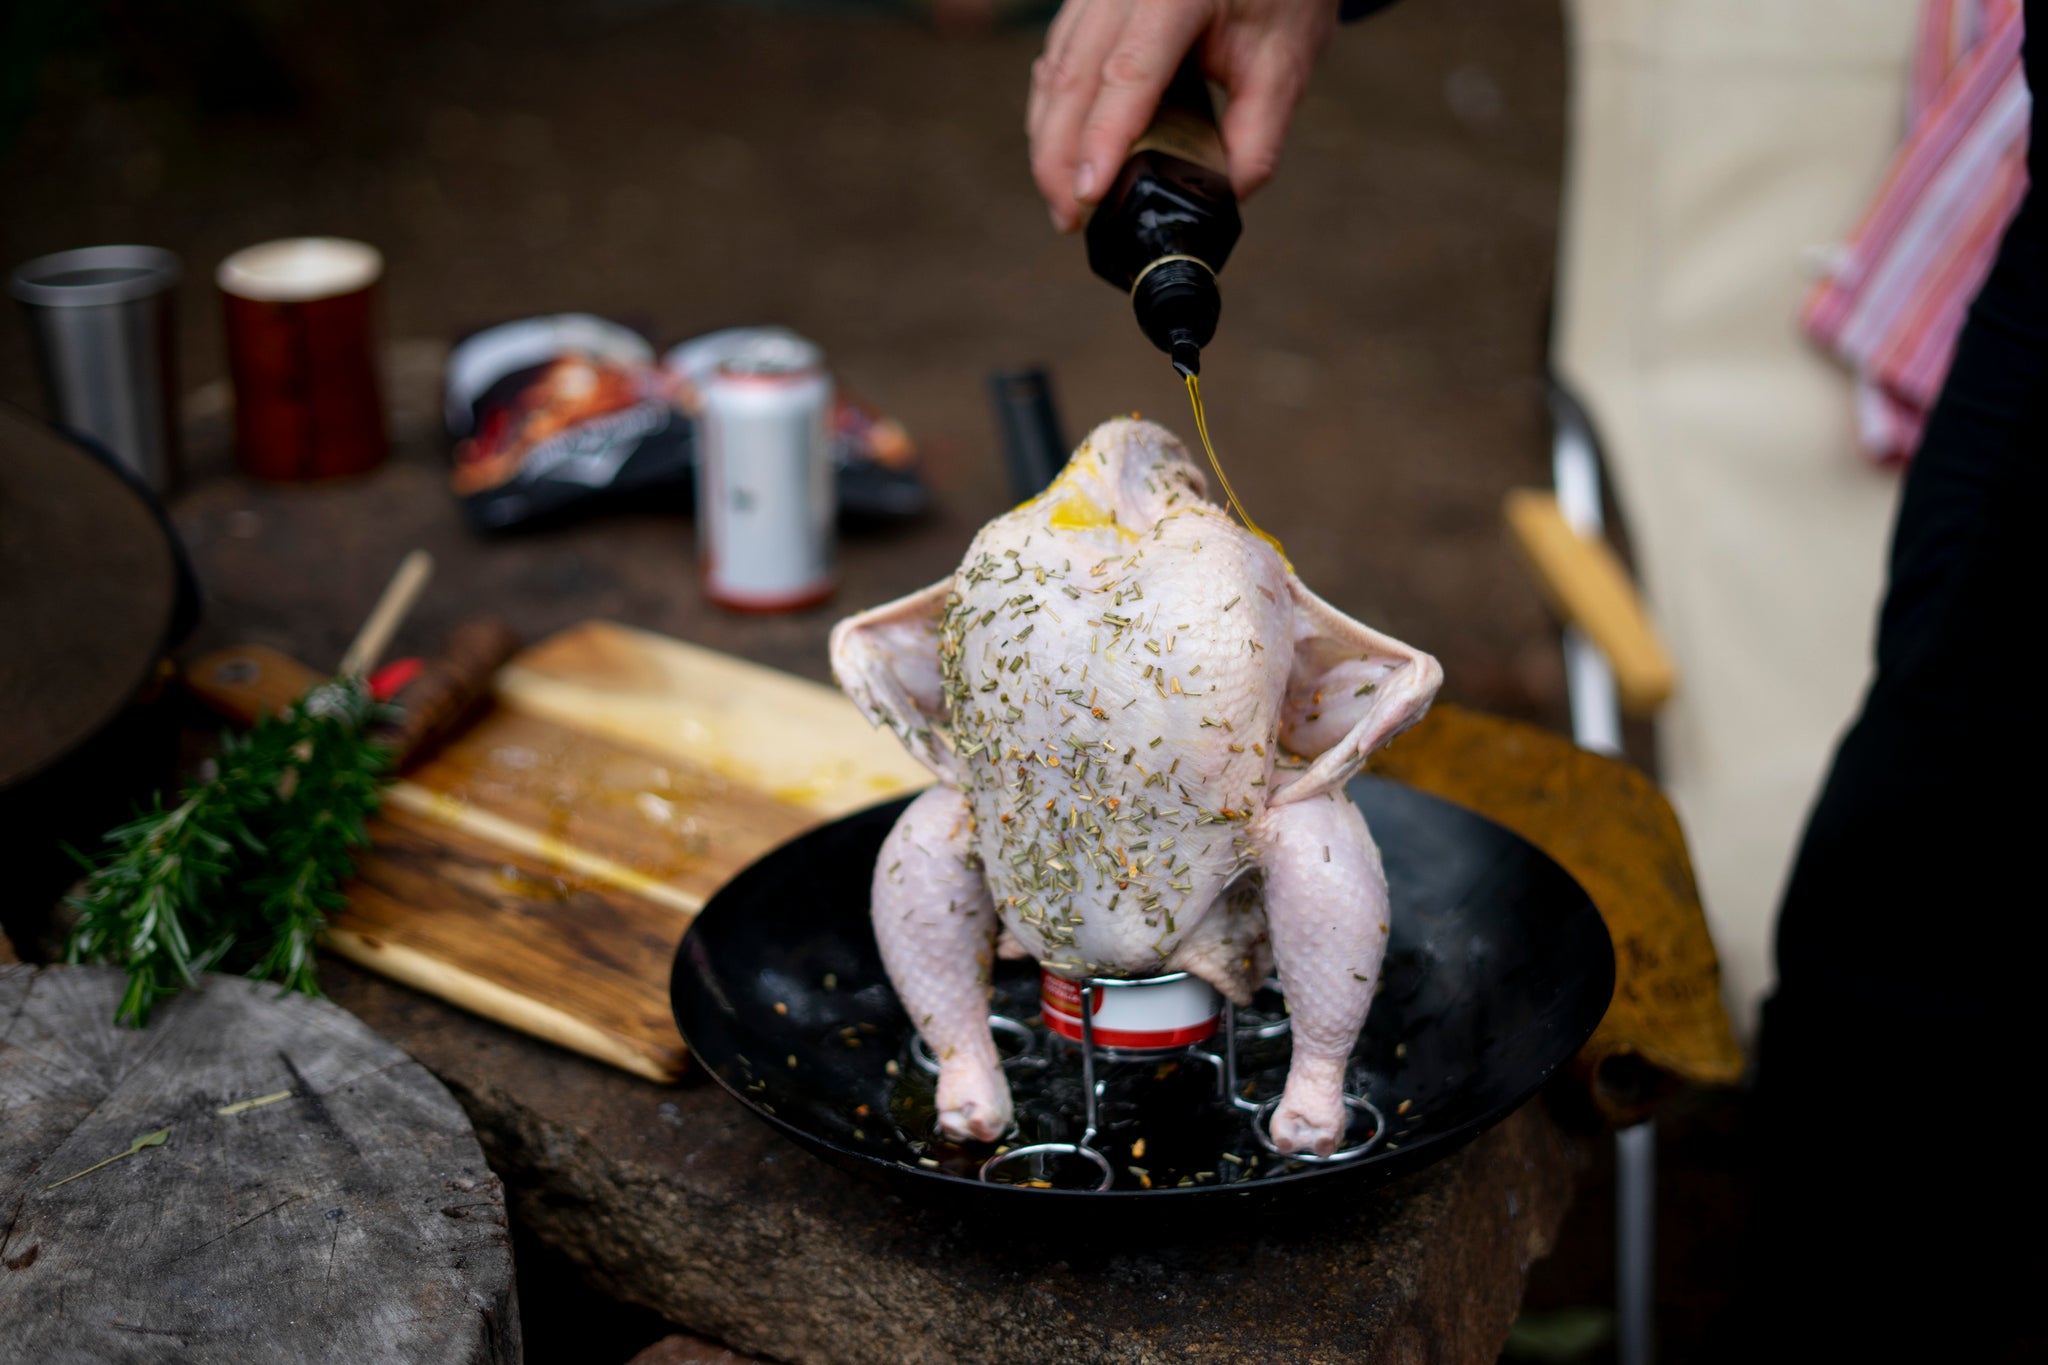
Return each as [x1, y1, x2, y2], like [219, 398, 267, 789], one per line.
[0, 966, 520, 1364]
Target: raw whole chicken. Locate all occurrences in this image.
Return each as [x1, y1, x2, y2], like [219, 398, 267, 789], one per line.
[830, 418, 1442, 1156]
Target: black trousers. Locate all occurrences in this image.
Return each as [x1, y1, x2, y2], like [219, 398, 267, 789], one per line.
[1739, 7, 2048, 1356]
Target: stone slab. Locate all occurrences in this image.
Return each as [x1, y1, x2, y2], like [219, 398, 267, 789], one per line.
[319, 961, 1580, 1365]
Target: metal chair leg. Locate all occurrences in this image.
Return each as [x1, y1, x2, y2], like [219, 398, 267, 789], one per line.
[1615, 1121, 1657, 1365]
[1551, 379, 1656, 1364]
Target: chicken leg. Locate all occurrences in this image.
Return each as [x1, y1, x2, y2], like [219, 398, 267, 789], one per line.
[1253, 788, 1390, 1156]
[871, 785, 1012, 1141]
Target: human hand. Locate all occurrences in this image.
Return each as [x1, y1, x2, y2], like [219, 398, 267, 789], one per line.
[1028, 0, 1337, 233]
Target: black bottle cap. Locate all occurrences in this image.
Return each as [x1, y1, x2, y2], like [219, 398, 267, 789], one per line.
[1132, 258, 1220, 366]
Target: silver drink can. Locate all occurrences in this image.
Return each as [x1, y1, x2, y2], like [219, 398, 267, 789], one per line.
[694, 331, 835, 611]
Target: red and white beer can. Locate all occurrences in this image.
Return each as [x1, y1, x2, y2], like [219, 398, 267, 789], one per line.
[1040, 968, 1222, 1053]
[694, 331, 835, 611]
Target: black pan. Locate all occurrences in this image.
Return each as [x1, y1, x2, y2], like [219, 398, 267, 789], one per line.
[671, 776, 1613, 1221]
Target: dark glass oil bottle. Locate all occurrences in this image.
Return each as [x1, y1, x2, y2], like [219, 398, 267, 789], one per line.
[1084, 57, 1242, 377]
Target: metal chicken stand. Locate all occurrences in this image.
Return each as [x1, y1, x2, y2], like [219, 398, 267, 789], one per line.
[913, 970, 1385, 1191]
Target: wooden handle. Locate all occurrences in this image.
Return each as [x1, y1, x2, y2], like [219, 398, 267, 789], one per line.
[375, 618, 522, 767]
[188, 644, 322, 725]
[189, 620, 519, 773]
[1503, 489, 1678, 716]
[340, 550, 434, 678]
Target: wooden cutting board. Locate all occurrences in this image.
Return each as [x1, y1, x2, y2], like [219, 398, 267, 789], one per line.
[188, 621, 932, 1082]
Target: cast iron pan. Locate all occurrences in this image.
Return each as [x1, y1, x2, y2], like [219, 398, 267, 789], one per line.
[0, 403, 199, 940]
[672, 776, 1613, 1222]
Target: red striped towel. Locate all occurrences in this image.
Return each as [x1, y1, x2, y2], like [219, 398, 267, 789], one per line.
[1803, 0, 2031, 464]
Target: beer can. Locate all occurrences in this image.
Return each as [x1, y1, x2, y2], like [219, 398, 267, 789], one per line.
[1040, 968, 1222, 1054]
[695, 331, 835, 611]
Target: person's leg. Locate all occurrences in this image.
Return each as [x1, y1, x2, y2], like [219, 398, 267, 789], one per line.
[1738, 44, 2048, 1353]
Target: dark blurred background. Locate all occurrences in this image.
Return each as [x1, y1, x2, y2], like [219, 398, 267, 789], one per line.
[4, 2, 1753, 1361]
[1, 0, 1569, 721]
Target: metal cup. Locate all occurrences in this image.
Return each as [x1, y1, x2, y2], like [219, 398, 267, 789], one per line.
[9, 245, 183, 492]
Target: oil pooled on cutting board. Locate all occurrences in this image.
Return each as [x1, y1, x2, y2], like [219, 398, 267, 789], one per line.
[1184, 373, 1288, 567]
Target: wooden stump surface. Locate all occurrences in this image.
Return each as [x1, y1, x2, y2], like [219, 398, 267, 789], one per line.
[0, 965, 520, 1365]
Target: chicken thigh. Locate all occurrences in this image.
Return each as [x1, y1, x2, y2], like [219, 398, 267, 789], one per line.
[831, 418, 1442, 1156]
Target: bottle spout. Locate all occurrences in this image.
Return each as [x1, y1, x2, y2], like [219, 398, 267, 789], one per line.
[1132, 257, 1221, 369]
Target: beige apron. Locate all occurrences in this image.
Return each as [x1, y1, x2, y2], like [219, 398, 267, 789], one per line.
[1553, 0, 1921, 1040]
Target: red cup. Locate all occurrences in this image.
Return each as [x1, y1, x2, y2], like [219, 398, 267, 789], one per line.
[218, 237, 388, 480]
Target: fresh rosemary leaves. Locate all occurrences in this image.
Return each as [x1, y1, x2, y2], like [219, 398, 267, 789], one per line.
[64, 677, 392, 1026]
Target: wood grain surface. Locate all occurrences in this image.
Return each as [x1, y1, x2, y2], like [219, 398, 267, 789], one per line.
[0, 964, 519, 1364]
[187, 620, 931, 1082]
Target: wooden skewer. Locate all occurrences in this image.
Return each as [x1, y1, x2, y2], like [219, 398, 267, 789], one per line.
[340, 550, 434, 678]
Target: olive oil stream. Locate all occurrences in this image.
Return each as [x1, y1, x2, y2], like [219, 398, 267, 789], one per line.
[1185, 373, 1288, 566]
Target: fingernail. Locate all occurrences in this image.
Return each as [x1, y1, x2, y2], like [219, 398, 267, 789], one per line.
[1073, 161, 1097, 202]
[1049, 203, 1070, 233]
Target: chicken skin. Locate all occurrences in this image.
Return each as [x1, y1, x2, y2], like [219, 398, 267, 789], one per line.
[831, 418, 1441, 1156]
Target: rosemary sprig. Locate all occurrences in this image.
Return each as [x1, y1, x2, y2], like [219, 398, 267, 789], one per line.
[65, 676, 392, 1027]
[245, 681, 390, 997]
